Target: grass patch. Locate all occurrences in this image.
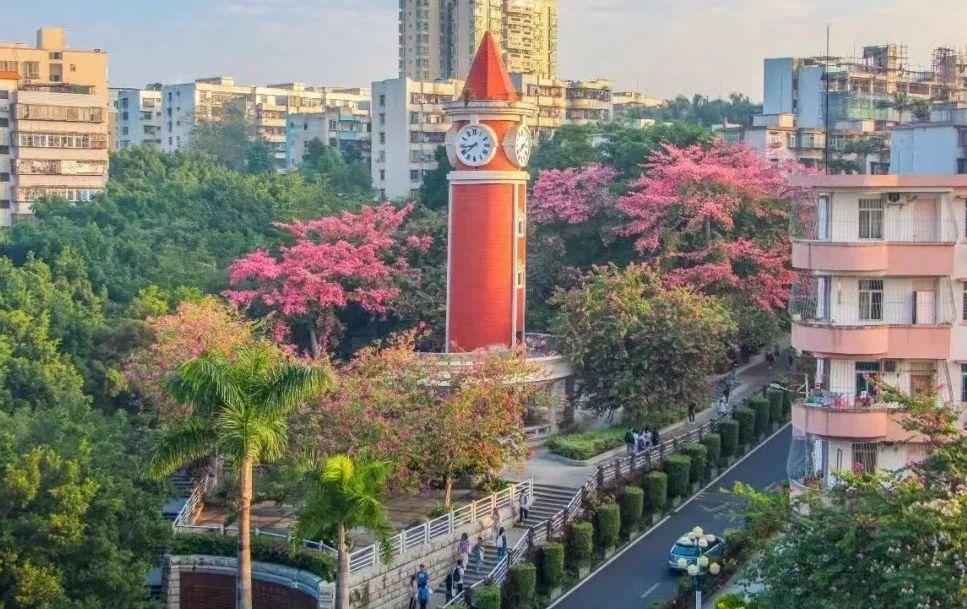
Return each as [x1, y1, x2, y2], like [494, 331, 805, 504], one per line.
[547, 428, 626, 460]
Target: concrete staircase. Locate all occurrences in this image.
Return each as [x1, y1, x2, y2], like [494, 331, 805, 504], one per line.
[519, 483, 578, 528]
[161, 473, 196, 520]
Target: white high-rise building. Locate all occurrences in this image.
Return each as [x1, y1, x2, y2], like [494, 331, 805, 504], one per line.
[112, 85, 163, 150]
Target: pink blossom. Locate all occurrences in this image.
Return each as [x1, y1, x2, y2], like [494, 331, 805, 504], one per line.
[530, 164, 618, 225]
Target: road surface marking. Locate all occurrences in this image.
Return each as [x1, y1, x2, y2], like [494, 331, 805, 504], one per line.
[547, 423, 791, 609]
[640, 583, 659, 599]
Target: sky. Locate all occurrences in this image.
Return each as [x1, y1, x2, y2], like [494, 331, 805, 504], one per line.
[4, 0, 967, 100]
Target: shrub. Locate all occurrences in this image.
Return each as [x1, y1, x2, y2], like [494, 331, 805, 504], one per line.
[536, 543, 564, 594]
[594, 503, 620, 550]
[664, 454, 691, 499]
[716, 593, 751, 609]
[717, 420, 739, 459]
[505, 563, 536, 609]
[565, 522, 594, 571]
[171, 532, 332, 579]
[734, 408, 755, 447]
[644, 471, 667, 514]
[475, 585, 502, 609]
[681, 443, 708, 483]
[618, 486, 644, 537]
[546, 427, 626, 460]
[701, 433, 721, 470]
[781, 388, 792, 421]
[747, 397, 770, 438]
[768, 390, 783, 425]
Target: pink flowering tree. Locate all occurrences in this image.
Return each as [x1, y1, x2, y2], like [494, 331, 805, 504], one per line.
[225, 204, 431, 356]
[618, 140, 810, 312]
[530, 164, 618, 225]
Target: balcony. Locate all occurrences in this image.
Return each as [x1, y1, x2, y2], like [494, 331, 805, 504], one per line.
[792, 398, 915, 441]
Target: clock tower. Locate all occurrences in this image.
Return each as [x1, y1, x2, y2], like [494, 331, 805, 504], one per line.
[443, 32, 534, 353]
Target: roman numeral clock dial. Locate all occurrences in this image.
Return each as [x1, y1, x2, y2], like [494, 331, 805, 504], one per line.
[455, 124, 497, 167]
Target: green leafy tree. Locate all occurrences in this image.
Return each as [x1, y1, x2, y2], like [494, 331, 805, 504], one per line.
[553, 264, 735, 425]
[293, 455, 392, 609]
[187, 105, 274, 173]
[417, 145, 453, 210]
[529, 124, 602, 173]
[300, 138, 373, 198]
[146, 345, 330, 609]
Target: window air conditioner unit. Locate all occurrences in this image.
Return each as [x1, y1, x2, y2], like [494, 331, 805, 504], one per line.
[886, 192, 902, 204]
[882, 359, 898, 373]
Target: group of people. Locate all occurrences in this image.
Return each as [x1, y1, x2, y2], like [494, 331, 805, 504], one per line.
[624, 426, 660, 455]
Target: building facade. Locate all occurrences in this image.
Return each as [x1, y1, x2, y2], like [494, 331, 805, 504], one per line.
[0, 28, 109, 226]
[112, 84, 163, 150]
[399, 0, 558, 81]
[511, 73, 614, 138]
[890, 101, 967, 174]
[285, 104, 371, 169]
[371, 77, 463, 199]
[787, 174, 967, 491]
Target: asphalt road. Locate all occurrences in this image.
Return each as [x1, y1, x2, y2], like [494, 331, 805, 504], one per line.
[551, 425, 792, 609]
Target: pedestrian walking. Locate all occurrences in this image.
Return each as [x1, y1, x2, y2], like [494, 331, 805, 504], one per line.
[635, 429, 646, 453]
[642, 426, 652, 452]
[416, 564, 429, 589]
[517, 488, 530, 523]
[417, 583, 430, 609]
[452, 559, 465, 597]
[458, 532, 470, 567]
[651, 427, 660, 448]
[407, 575, 417, 609]
[723, 381, 732, 403]
[716, 395, 729, 417]
[496, 527, 508, 560]
[491, 508, 501, 543]
[416, 565, 430, 609]
[444, 570, 454, 602]
[472, 536, 485, 573]
[687, 402, 697, 423]
[787, 349, 795, 370]
[624, 426, 636, 455]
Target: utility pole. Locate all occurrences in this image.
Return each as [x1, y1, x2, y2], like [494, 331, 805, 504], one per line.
[824, 23, 831, 175]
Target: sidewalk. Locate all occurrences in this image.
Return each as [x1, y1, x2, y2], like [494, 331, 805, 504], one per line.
[503, 337, 791, 489]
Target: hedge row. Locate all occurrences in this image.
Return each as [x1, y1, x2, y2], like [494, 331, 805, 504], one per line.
[171, 532, 333, 579]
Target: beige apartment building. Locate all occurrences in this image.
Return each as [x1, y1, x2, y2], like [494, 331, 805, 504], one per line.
[0, 28, 109, 226]
[400, 0, 557, 81]
[511, 73, 614, 137]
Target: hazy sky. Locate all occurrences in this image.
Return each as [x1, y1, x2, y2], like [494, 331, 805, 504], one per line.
[4, 1, 967, 100]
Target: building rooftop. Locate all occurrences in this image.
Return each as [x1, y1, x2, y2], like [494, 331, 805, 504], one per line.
[791, 174, 967, 189]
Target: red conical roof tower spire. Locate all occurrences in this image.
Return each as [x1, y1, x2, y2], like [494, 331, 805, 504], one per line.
[464, 31, 518, 102]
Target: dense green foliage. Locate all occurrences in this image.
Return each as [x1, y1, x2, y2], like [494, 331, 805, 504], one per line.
[594, 503, 621, 550]
[618, 486, 644, 537]
[171, 532, 333, 578]
[545, 427, 625, 460]
[734, 408, 755, 447]
[644, 471, 668, 514]
[186, 106, 274, 174]
[747, 397, 770, 438]
[299, 139, 373, 198]
[767, 391, 783, 425]
[717, 420, 739, 460]
[504, 563, 536, 609]
[700, 434, 721, 470]
[663, 455, 691, 499]
[475, 585, 502, 609]
[617, 93, 761, 128]
[536, 543, 565, 594]
[554, 265, 735, 426]
[565, 522, 594, 571]
[417, 145, 453, 210]
[681, 444, 708, 483]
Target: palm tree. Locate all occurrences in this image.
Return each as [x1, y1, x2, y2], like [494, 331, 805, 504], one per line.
[294, 454, 392, 609]
[146, 344, 331, 609]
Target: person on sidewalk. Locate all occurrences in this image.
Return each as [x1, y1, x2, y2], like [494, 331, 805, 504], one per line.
[490, 509, 501, 543]
[716, 395, 729, 417]
[687, 402, 697, 423]
[517, 488, 530, 523]
[624, 427, 636, 455]
[444, 570, 453, 603]
[651, 427, 660, 448]
[416, 565, 430, 609]
[407, 575, 418, 609]
[458, 532, 470, 567]
[635, 429, 646, 453]
[417, 583, 430, 609]
[453, 559, 466, 598]
[472, 536, 485, 572]
[496, 527, 508, 560]
[723, 381, 732, 404]
[642, 427, 652, 452]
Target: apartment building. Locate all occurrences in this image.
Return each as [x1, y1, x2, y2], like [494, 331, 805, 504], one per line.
[161, 77, 370, 169]
[511, 73, 614, 137]
[0, 28, 109, 226]
[787, 174, 967, 491]
[890, 101, 967, 174]
[399, 0, 558, 81]
[285, 104, 371, 169]
[370, 77, 463, 198]
[112, 84, 162, 150]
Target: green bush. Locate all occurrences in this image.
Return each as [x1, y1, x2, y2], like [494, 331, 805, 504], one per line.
[644, 471, 667, 514]
[716, 592, 751, 609]
[768, 390, 783, 425]
[701, 433, 721, 470]
[734, 408, 755, 447]
[594, 503, 620, 550]
[748, 397, 770, 438]
[717, 420, 739, 459]
[782, 388, 792, 421]
[476, 585, 502, 609]
[618, 486, 644, 537]
[664, 454, 691, 499]
[505, 563, 536, 609]
[171, 532, 333, 579]
[681, 444, 708, 483]
[565, 522, 594, 571]
[546, 427, 626, 460]
[536, 543, 564, 594]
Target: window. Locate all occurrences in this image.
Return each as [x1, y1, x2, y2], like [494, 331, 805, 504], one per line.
[20, 61, 40, 79]
[410, 169, 420, 182]
[0, 200, 8, 209]
[121, 127, 129, 135]
[516, 265, 526, 288]
[49, 52, 62, 60]
[851, 442, 877, 473]
[855, 361, 880, 399]
[517, 216, 526, 237]
[858, 279, 883, 321]
[379, 170, 386, 181]
[379, 94, 386, 106]
[0, 90, 8, 100]
[379, 132, 386, 144]
[963, 284, 967, 321]
[0, 119, 7, 128]
[958, 159, 967, 175]
[0, 173, 8, 182]
[858, 197, 884, 239]
[0, 146, 8, 155]
[379, 113, 386, 125]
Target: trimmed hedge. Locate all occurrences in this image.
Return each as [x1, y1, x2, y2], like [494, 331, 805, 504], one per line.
[701, 433, 721, 470]
[505, 563, 536, 609]
[664, 454, 691, 499]
[717, 419, 739, 460]
[594, 503, 621, 550]
[171, 532, 333, 579]
[566, 522, 594, 571]
[768, 390, 783, 425]
[618, 486, 644, 537]
[546, 428, 625, 460]
[748, 396, 770, 438]
[536, 543, 564, 594]
[734, 408, 756, 447]
[476, 585, 501, 609]
[644, 471, 667, 514]
[782, 388, 792, 421]
[681, 444, 708, 483]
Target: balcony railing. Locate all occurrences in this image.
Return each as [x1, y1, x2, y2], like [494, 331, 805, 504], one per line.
[790, 297, 952, 326]
[790, 216, 956, 243]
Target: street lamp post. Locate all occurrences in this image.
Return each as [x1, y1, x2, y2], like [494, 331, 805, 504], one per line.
[676, 526, 721, 609]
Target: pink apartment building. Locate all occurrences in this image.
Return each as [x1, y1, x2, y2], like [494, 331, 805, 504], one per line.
[787, 174, 967, 490]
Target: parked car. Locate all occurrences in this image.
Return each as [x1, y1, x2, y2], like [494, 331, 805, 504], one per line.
[666, 533, 725, 572]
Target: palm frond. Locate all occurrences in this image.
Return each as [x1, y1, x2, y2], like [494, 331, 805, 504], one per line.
[145, 419, 217, 479]
[166, 353, 246, 416]
[258, 360, 333, 419]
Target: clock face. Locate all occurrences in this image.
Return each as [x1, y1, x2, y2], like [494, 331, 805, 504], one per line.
[508, 125, 532, 168]
[456, 124, 497, 167]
